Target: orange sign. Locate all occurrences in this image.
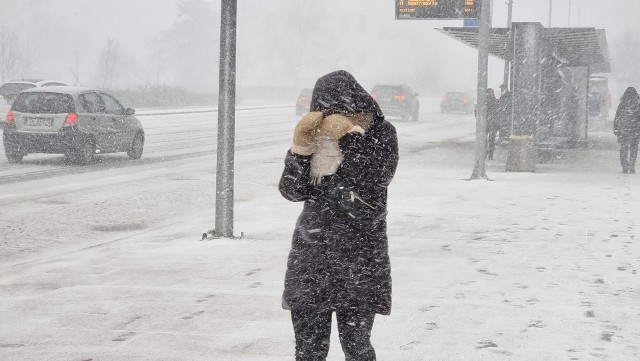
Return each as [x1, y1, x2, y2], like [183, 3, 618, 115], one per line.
[396, 0, 479, 19]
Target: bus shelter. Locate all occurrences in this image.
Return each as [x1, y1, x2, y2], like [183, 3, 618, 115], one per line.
[438, 22, 611, 171]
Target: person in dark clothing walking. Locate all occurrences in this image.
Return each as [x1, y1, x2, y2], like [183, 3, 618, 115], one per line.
[613, 87, 640, 174]
[487, 88, 500, 159]
[279, 70, 399, 361]
[497, 84, 512, 142]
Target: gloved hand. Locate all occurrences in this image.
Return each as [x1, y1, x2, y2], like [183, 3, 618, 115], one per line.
[318, 114, 365, 140]
[291, 111, 324, 155]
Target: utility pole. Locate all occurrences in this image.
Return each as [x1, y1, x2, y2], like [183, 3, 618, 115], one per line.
[214, 0, 237, 238]
[503, 0, 513, 88]
[548, 0, 553, 27]
[470, 0, 492, 180]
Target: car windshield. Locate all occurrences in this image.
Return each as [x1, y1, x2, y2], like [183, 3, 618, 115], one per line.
[299, 89, 312, 97]
[445, 92, 467, 98]
[0, 83, 37, 98]
[12, 92, 75, 114]
[372, 85, 403, 96]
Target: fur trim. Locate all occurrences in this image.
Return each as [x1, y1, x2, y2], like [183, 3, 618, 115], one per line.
[350, 125, 365, 135]
[290, 144, 314, 156]
[307, 114, 369, 184]
[310, 134, 343, 185]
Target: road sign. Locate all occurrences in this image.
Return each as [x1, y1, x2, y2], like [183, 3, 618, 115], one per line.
[396, 0, 479, 20]
[464, 18, 480, 27]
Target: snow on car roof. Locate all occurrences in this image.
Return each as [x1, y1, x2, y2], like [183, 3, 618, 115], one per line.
[21, 86, 100, 95]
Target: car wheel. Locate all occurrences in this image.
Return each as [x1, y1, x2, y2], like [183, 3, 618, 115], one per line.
[5, 151, 24, 163]
[412, 107, 419, 121]
[4, 138, 25, 163]
[74, 140, 95, 165]
[401, 110, 410, 122]
[127, 133, 144, 160]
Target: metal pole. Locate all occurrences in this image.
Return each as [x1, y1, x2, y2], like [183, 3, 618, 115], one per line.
[215, 0, 237, 238]
[548, 0, 552, 27]
[503, 0, 513, 87]
[470, 0, 492, 180]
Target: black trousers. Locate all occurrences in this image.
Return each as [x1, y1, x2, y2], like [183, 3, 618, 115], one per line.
[486, 128, 498, 159]
[619, 136, 640, 171]
[290, 306, 376, 361]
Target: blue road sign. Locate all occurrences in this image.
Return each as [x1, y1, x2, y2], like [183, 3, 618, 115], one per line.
[464, 18, 480, 26]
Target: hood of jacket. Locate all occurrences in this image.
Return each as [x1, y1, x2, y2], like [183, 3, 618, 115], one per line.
[310, 70, 385, 125]
[620, 87, 640, 108]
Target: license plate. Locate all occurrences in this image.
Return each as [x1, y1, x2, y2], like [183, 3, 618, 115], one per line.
[25, 117, 54, 127]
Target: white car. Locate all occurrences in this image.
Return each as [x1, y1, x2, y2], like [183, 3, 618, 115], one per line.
[0, 79, 68, 105]
[3, 86, 145, 164]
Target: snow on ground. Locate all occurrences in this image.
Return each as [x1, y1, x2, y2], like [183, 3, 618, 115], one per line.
[0, 106, 638, 360]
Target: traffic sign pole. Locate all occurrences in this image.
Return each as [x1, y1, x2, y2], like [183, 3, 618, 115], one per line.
[470, 0, 491, 180]
[215, 0, 237, 238]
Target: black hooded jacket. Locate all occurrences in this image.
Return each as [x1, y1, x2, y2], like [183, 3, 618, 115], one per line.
[614, 87, 640, 139]
[279, 70, 399, 315]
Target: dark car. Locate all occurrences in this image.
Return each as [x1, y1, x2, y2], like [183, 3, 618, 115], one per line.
[295, 88, 313, 116]
[0, 79, 68, 105]
[370, 84, 419, 121]
[440, 91, 475, 113]
[2, 86, 144, 164]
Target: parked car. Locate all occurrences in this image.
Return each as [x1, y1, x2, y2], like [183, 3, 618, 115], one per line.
[2, 86, 144, 164]
[370, 84, 419, 121]
[0, 79, 68, 105]
[295, 88, 313, 116]
[440, 91, 475, 113]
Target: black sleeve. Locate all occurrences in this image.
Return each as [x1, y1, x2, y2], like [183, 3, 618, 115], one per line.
[336, 123, 399, 199]
[279, 150, 313, 202]
[613, 105, 622, 134]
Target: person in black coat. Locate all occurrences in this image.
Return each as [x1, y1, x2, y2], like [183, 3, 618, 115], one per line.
[497, 84, 512, 142]
[279, 70, 399, 361]
[486, 88, 500, 160]
[613, 87, 640, 174]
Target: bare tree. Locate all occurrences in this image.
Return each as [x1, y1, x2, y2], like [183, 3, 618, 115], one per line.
[97, 37, 122, 89]
[259, 1, 333, 90]
[69, 46, 82, 86]
[18, 38, 35, 78]
[149, 35, 169, 87]
[166, 0, 219, 92]
[0, 25, 20, 82]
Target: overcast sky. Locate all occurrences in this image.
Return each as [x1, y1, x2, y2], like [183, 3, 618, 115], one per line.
[1, 0, 638, 98]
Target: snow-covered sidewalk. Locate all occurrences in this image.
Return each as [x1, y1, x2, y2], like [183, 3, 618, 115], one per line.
[1, 121, 638, 360]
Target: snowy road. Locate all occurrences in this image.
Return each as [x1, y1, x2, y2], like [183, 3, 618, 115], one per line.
[2, 104, 637, 361]
[0, 106, 294, 184]
[0, 101, 476, 264]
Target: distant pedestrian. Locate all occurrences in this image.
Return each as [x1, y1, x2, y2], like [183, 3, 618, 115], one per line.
[613, 87, 640, 174]
[279, 70, 399, 361]
[484, 88, 500, 160]
[497, 84, 512, 142]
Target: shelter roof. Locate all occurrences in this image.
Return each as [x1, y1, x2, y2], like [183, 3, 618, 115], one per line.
[437, 23, 610, 73]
